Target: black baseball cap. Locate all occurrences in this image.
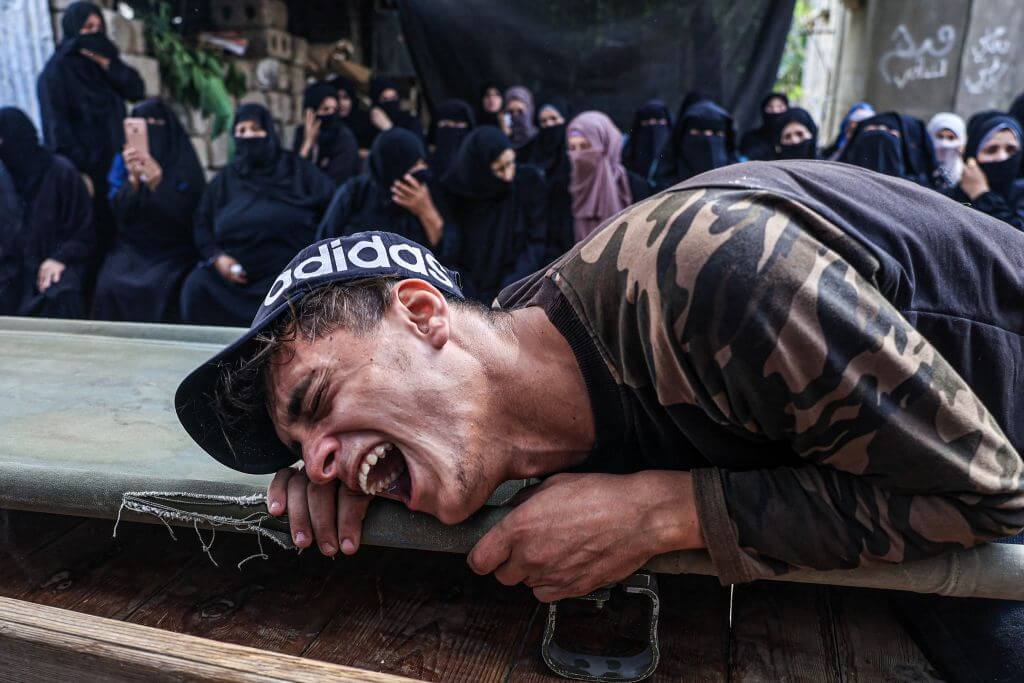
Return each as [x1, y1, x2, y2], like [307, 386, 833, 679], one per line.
[174, 231, 464, 474]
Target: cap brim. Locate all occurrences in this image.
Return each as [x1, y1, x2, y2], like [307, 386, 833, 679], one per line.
[174, 320, 297, 475]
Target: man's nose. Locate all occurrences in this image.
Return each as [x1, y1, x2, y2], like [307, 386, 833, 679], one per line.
[302, 435, 341, 484]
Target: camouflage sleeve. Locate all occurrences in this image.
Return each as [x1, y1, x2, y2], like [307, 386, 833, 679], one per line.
[582, 189, 1024, 584]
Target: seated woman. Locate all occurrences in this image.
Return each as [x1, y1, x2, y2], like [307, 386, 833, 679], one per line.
[837, 112, 913, 180]
[0, 108, 93, 318]
[502, 86, 538, 162]
[566, 111, 650, 246]
[179, 104, 335, 326]
[774, 107, 819, 159]
[739, 92, 788, 161]
[947, 111, 1024, 231]
[927, 112, 966, 193]
[438, 126, 547, 303]
[318, 128, 447, 250]
[369, 77, 422, 141]
[93, 99, 204, 322]
[621, 99, 671, 178]
[652, 98, 737, 190]
[427, 99, 475, 178]
[533, 99, 573, 261]
[329, 76, 375, 156]
[823, 102, 874, 160]
[476, 82, 503, 128]
[293, 82, 360, 185]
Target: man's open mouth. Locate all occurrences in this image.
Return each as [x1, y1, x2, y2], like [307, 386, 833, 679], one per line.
[357, 443, 412, 502]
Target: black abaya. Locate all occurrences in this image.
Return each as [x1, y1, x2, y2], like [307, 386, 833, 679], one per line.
[93, 99, 206, 322]
[946, 111, 1024, 231]
[0, 108, 94, 319]
[427, 99, 475, 179]
[438, 126, 548, 303]
[37, 2, 144, 256]
[330, 76, 376, 151]
[652, 99, 737, 190]
[292, 82, 360, 185]
[180, 104, 335, 326]
[738, 92, 788, 161]
[621, 99, 671, 178]
[371, 77, 423, 140]
[319, 128, 448, 248]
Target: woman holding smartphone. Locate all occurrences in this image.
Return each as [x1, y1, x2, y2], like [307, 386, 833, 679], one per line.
[92, 99, 205, 322]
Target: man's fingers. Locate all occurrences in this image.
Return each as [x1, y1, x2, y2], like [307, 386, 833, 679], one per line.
[533, 585, 572, 603]
[308, 481, 339, 556]
[287, 472, 313, 548]
[493, 562, 528, 587]
[267, 468, 293, 515]
[467, 525, 512, 575]
[337, 486, 371, 555]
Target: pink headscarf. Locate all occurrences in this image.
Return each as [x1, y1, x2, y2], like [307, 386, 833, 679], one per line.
[567, 111, 632, 242]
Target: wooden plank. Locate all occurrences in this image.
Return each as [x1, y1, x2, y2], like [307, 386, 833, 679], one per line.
[728, 582, 842, 682]
[0, 517, 198, 620]
[0, 595, 421, 683]
[295, 548, 537, 682]
[0, 509, 87, 566]
[505, 574, 731, 682]
[830, 588, 943, 682]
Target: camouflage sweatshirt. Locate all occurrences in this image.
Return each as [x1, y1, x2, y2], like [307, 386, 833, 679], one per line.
[497, 161, 1024, 585]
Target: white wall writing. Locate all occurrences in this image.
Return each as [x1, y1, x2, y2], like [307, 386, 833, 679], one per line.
[878, 24, 957, 90]
[962, 26, 1012, 95]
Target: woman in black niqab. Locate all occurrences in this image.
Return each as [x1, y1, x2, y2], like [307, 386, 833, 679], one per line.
[947, 111, 1024, 230]
[293, 81, 360, 185]
[531, 98, 575, 261]
[838, 112, 910, 179]
[739, 92, 788, 161]
[652, 98, 736, 190]
[370, 77, 423, 139]
[329, 76, 375, 152]
[37, 1, 144, 256]
[439, 126, 548, 303]
[477, 82, 504, 129]
[93, 99, 205, 322]
[427, 99, 475, 179]
[775, 107, 819, 160]
[319, 128, 449, 248]
[0, 107, 94, 318]
[179, 104, 335, 326]
[622, 99, 671, 178]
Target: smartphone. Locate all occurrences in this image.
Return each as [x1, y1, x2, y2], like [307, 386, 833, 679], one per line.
[123, 117, 149, 157]
[501, 112, 512, 129]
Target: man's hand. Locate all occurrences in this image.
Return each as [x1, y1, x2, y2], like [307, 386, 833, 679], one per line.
[267, 465, 372, 556]
[960, 158, 990, 200]
[468, 471, 704, 602]
[37, 258, 66, 293]
[80, 49, 111, 70]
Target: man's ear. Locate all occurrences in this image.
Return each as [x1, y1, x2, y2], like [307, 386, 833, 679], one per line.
[392, 279, 450, 350]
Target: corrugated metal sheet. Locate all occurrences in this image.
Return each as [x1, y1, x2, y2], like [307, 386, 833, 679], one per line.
[0, 0, 56, 128]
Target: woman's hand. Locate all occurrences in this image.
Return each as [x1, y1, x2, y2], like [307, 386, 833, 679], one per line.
[370, 106, 393, 132]
[37, 259, 66, 293]
[960, 158, 991, 201]
[300, 109, 320, 158]
[393, 173, 443, 245]
[79, 49, 110, 70]
[214, 254, 247, 285]
[124, 146, 163, 190]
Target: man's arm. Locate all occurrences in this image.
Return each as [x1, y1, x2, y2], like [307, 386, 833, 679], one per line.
[664, 192, 1024, 584]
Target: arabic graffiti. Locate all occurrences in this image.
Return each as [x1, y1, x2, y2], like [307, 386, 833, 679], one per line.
[878, 24, 957, 90]
[963, 26, 1012, 95]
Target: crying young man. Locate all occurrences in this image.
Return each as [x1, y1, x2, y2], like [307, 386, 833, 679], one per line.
[177, 160, 1024, 680]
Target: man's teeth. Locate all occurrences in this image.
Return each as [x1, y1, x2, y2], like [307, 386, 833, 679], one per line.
[357, 443, 402, 495]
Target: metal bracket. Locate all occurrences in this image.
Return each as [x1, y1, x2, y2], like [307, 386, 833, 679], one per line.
[541, 572, 660, 682]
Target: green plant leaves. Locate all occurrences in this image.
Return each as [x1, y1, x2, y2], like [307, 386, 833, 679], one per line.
[142, 1, 243, 139]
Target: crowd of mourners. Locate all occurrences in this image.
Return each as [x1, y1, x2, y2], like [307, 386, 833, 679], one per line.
[2, 1, 1023, 325]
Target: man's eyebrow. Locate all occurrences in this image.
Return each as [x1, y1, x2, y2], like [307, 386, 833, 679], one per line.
[286, 374, 313, 424]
